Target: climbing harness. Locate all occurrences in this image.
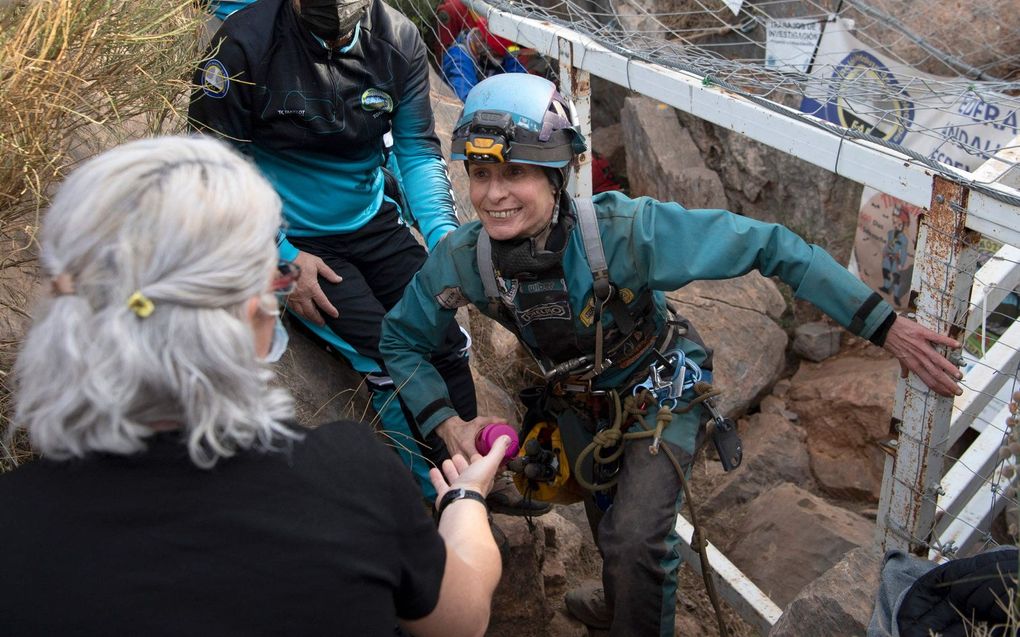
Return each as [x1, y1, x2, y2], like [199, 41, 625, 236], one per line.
[506, 359, 741, 637]
[477, 197, 657, 383]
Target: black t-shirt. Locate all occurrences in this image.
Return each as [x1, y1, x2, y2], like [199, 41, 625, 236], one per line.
[0, 420, 445, 636]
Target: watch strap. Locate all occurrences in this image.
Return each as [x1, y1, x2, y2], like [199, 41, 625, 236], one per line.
[435, 487, 487, 522]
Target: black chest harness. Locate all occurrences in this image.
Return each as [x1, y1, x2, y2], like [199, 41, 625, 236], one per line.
[476, 198, 659, 382]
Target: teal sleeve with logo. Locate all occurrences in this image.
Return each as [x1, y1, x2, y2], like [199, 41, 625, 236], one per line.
[390, 35, 459, 251]
[381, 224, 487, 437]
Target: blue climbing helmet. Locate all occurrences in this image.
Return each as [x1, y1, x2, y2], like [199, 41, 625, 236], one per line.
[451, 74, 587, 168]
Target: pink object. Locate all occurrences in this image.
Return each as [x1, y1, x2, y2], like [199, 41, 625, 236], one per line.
[475, 423, 520, 460]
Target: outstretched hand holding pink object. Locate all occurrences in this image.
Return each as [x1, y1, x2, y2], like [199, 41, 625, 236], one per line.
[475, 423, 520, 460]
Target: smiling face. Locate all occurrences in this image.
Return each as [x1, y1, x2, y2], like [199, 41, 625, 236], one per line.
[468, 162, 557, 241]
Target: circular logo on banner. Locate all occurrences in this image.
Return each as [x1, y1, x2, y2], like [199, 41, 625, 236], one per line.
[829, 50, 914, 145]
[202, 59, 230, 99]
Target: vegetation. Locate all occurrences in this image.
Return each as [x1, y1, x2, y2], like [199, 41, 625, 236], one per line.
[0, 0, 207, 471]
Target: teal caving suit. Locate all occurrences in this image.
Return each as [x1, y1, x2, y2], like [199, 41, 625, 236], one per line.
[381, 191, 895, 636]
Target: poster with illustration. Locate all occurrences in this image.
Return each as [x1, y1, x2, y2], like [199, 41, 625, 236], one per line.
[853, 189, 922, 308]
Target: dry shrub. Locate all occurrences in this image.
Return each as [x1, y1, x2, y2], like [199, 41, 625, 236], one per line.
[0, 0, 207, 471]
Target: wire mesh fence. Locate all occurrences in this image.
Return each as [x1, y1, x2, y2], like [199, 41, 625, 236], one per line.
[399, 0, 1020, 207]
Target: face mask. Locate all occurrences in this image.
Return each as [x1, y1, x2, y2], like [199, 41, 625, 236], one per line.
[298, 0, 370, 41]
[260, 316, 290, 364]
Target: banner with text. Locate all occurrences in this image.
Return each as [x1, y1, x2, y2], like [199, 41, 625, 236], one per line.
[765, 18, 822, 73]
[799, 18, 1018, 309]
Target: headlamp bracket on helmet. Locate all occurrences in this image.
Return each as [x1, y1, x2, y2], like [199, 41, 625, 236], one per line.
[464, 110, 514, 163]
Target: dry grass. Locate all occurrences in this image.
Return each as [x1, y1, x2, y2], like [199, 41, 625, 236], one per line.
[0, 0, 207, 471]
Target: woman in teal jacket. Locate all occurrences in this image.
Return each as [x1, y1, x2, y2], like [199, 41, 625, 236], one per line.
[380, 74, 962, 637]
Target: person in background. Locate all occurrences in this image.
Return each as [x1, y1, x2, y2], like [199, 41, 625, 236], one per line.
[380, 74, 965, 636]
[441, 15, 527, 102]
[0, 135, 506, 637]
[189, 0, 544, 516]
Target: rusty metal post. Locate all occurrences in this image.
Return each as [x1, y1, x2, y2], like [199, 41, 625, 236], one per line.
[557, 36, 592, 199]
[876, 176, 980, 554]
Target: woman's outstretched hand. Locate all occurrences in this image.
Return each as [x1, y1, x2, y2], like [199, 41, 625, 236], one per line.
[882, 315, 964, 397]
[429, 435, 512, 505]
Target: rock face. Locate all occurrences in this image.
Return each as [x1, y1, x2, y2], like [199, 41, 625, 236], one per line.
[700, 413, 815, 527]
[471, 362, 521, 427]
[621, 95, 727, 210]
[615, 79, 861, 262]
[787, 355, 900, 500]
[488, 515, 550, 636]
[674, 110, 862, 263]
[769, 545, 883, 637]
[793, 321, 843, 363]
[487, 510, 600, 637]
[726, 483, 875, 608]
[667, 273, 788, 417]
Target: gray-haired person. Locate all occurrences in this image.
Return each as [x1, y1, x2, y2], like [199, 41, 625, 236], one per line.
[0, 136, 506, 637]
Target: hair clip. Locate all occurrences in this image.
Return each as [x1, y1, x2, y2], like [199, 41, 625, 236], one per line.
[127, 291, 155, 318]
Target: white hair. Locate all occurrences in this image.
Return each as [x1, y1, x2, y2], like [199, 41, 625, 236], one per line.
[11, 135, 297, 468]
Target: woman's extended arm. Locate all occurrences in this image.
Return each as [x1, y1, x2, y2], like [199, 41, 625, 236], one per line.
[400, 437, 512, 637]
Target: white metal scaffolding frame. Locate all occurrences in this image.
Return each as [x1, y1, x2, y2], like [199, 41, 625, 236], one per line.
[464, 0, 1020, 247]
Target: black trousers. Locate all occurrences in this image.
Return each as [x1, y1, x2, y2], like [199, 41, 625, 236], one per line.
[289, 203, 476, 466]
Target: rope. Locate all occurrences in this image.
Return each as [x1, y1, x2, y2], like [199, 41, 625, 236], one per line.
[570, 386, 731, 637]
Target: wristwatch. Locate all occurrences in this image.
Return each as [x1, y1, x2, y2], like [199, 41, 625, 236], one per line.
[435, 487, 487, 522]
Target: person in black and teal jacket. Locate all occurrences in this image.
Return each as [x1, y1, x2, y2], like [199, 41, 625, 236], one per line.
[380, 74, 964, 637]
[190, 0, 504, 509]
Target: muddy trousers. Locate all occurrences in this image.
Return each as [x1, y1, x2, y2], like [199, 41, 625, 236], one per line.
[555, 405, 702, 637]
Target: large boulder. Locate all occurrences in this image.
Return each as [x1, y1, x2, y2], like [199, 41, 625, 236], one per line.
[787, 354, 900, 500]
[488, 515, 550, 636]
[667, 273, 788, 417]
[792, 320, 843, 363]
[675, 110, 862, 262]
[487, 509, 601, 637]
[769, 545, 883, 637]
[471, 362, 521, 427]
[699, 412, 815, 533]
[726, 483, 875, 607]
[621, 95, 727, 209]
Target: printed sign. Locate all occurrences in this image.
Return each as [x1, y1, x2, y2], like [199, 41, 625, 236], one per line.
[765, 19, 822, 73]
[799, 18, 1019, 309]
